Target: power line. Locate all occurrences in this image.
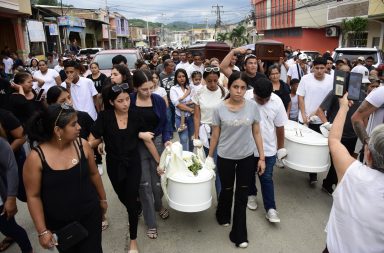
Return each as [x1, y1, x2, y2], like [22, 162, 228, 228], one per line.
[212, 4, 224, 38]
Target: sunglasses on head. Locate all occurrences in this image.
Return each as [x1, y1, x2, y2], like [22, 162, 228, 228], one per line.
[204, 67, 220, 73]
[244, 54, 257, 61]
[111, 83, 130, 93]
[54, 103, 72, 127]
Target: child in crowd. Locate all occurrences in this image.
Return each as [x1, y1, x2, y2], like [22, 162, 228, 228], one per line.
[190, 71, 203, 98]
[288, 78, 299, 121]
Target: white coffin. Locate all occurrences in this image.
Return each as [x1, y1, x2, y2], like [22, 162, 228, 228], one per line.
[166, 151, 214, 213]
[283, 120, 330, 173]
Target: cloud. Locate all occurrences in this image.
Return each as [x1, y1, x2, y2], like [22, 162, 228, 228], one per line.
[62, 0, 252, 24]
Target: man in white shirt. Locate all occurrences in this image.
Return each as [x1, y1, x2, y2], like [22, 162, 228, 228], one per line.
[297, 57, 333, 184]
[247, 78, 288, 223]
[2, 55, 13, 80]
[287, 53, 310, 84]
[61, 60, 98, 120]
[352, 85, 384, 151]
[186, 52, 204, 78]
[175, 51, 191, 71]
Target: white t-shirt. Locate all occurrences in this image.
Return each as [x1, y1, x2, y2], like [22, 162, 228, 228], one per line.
[192, 85, 227, 124]
[280, 63, 288, 83]
[326, 160, 384, 253]
[186, 63, 204, 78]
[170, 85, 193, 117]
[190, 83, 202, 99]
[296, 73, 333, 124]
[33, 69, 60, 92]
[254, 93, 288, 157]
[175, 61, 191, 71]
[2, 58, 13, 74]
[365, 86, 384, 135]
[287, 63, 310, 81]
[61, 77, 98, 120]
[54, 64, 64, 73]
[289, 93, 299, 120]
[153, 86, 167, 98]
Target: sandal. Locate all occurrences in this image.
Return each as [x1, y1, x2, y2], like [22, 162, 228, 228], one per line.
[0, 237, 14, 252]
[159, 208, 169, 219]
[102, 219, 109, 231]
[146, 228, 158, 239]
[177, 124, 187, 132]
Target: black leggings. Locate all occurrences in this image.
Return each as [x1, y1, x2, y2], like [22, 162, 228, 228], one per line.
[106, 156, 141, 240]
[0, 206, 32, 253]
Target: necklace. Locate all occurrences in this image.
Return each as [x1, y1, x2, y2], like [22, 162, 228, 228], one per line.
[71, 158, 78, 165]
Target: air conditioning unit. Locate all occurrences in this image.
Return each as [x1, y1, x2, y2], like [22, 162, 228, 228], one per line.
[326, 27, 339, 37]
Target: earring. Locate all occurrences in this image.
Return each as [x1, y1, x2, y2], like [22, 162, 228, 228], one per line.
[58, 136, 62, 141]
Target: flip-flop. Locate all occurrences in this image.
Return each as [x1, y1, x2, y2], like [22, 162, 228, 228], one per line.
[101, 219, 109, 231]
[0, 237, 14, 252]
[146, 228, 157, 239]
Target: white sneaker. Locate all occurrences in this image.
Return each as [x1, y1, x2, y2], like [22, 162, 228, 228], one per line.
[238, 242, 248, 248]
[266, 209, 280, 223]
[97, 164, 103, 175]
[247, 195, 258, 210]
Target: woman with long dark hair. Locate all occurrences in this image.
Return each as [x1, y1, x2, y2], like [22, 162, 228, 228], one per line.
[208, 71, 265, 248]
[130, 70, 172, 239]
[89, 84, 154, 252]
[23, 104, 107, 252]
[170, 68, 194, 151]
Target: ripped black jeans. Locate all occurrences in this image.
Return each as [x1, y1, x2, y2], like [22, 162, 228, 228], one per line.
[216, 155, 255, 245]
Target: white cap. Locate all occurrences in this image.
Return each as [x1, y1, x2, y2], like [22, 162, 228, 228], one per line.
[292, 51, 298, 56]
[299, 53, 308, 61]
[357, 56, 365, 61]
[351, 65, 371, 83]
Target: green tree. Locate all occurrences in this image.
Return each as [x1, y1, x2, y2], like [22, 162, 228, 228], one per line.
[229, 25, 249, 47]
[216, 32, 229, 42]
[340, 17, 368, 47]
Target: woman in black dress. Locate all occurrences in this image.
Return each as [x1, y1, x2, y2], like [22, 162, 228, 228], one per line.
[23, 104, 108, 253]
[88, 84, 154, 253]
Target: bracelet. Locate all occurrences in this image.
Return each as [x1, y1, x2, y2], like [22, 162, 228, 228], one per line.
[38, 230, 50, 237]
[259, 158, 265, 161]
[100, 199, 107, 202]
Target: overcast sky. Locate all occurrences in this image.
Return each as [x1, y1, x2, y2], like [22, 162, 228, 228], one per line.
[62, 0, 253, 24]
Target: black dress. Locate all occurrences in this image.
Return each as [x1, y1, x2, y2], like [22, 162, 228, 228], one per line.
[33, 139, 101, 253]
[91, 109, 142, 239]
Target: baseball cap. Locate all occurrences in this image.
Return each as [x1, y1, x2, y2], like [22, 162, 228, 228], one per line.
[292, 51, 298, 57]
[357, 56, 365, 61]
[351, 64, 371, 83]
[299, 53, 308, 61]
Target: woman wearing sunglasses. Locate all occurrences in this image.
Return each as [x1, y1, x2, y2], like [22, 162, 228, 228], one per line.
[23, 104, 108, 252]
[192, 66, 227, 199]
[170, 68, 194, 151]
[88, 83, 154, 253]
[130, 70, 172, 239]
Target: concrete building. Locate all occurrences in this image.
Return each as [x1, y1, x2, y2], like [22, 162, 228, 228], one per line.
[327, 0, 384, 49]
[0, 0, 32, 59]
[252, 0, 339, 53]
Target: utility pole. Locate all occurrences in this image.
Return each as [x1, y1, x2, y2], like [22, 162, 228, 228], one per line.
[106, 0, 111, 49]
[212, 4, 224, 40]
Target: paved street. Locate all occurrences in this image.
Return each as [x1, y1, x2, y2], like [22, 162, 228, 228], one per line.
[5, 163, 333, 253]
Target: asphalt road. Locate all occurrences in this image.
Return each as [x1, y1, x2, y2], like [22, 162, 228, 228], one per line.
[4, 163, 333, 253]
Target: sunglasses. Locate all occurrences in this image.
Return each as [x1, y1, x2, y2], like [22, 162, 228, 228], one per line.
[111, 83, 130, 93]
[204, 67, 220, 73]
[54, 103, 72, 127]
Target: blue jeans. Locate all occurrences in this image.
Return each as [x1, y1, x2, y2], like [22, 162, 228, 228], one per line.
[249, 156, 276, 211]
[175, 115, 194, 151]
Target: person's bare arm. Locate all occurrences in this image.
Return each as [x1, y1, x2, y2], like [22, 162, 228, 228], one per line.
[88, 133, 102, 149]
[298, 95, 307, 124]
[351, 100, 377, 143]
[220, 47, 246, 78]
[276, 126, 284, 149]
[252, 122, 265, 175]
[23, 150, 55, 248]
[329, 94, 356, 181]
[316, 106, 328, 124]
[9, 126, 26, 151]
[54, 75, 61, 85]
[286, 101, 291, 118]
[82, 139, 107, 215]
[193, 104, 201, 139]
[286, 75, 291, 86]
[93, 95, 100, 112]
[208, 126, 220, 157]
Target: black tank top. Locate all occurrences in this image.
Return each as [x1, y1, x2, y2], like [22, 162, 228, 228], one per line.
[33, 139, 98, 226]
